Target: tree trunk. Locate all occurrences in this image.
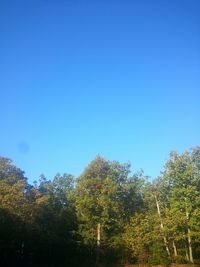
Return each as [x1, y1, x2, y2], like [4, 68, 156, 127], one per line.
[185, 247, 189, 261]
[185, 198, 194, 263]
[172, 241, 178, 257]
[96, 223, 101, 265]
[97, 223, 101, 247]
[187, 226, 193, 263]
[155, 196, 171, 256]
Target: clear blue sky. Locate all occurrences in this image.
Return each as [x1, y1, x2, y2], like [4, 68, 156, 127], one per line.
[0, 0, 199, 183]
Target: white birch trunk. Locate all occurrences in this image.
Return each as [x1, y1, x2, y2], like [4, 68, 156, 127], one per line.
[155, 196, 170, 256]
[187, 224, 193, 263]
[185, 198, 194, 263]
[185, 247, 189, 261]
[172, 241, 178, 257]
[97, 223, 101, 247]
[96, 223, 101, 265]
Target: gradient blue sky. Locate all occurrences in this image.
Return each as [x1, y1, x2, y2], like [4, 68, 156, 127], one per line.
[0, 0, 199, 183]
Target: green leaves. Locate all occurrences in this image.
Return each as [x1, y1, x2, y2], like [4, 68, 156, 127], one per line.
[75, 156, 145, 250]
[0, 148, 199, 266]
[123, 147, 200, 264]
[0, 157, 26, 185]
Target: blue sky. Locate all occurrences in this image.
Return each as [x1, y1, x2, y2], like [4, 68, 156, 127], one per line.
[0, 0, 199, 182]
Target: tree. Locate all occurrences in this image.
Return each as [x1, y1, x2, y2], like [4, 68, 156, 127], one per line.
[123, 180, 171, 265]
[0, 157, 26, 185]
[0, 157, 32, 266]
[161, 147, 200, 262]
[30, 173, 78, 266]
[76, 156, 145, 265]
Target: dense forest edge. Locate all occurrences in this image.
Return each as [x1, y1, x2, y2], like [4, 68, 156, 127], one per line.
[0, 147, 200, 267]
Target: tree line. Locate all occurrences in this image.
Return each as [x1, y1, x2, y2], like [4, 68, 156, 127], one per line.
[0, 147, 199, 267]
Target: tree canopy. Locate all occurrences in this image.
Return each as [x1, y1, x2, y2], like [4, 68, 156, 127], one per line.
[0, 147, 199, 267]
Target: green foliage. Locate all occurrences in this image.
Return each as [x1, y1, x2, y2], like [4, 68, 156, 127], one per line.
[0, 148, 200, 266]
[171, 255, 190, 264]
[75, 156, 145, 251]
[124, 147, 200, 265]
[0, 157, 26, 185]
[162, 148, 200, 262]
[148, 242, 171, 266]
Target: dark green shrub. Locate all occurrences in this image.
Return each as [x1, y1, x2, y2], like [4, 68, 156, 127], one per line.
[148, 242, 171, 266]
